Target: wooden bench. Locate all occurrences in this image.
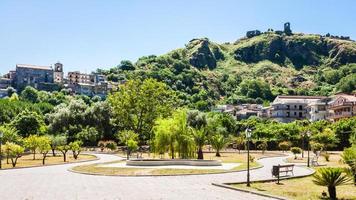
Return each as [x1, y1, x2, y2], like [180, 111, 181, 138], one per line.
[272, 164, 295, 177]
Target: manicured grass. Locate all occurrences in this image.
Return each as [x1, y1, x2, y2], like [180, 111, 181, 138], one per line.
[286, 152, 348, 168]
[0, 153, 97, 169]
[232, 176, 356, 200]
[232, 152, 355, 200]
[71, 151, 284, 176]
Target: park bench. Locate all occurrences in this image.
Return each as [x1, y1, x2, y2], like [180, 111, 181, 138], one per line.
[271, 164, 295, 183]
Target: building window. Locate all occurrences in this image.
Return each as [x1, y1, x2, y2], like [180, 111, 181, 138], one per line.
[299, 112, 302, 118]
[299, 105, 303, 110]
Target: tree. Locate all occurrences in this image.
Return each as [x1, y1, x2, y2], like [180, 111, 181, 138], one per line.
[278, 141, 291, 152]
[342, 145, 356, 185]
[153, 118, 177, 159]
[48, 135, 67, 156]
[109, 79, 176, 143]
[5, 142, 24, 167]
[0, 125, 21, 144]
[6, 87, 16, 97]
[24, 135, 40, 160]
[239, 79, 274, 101]
[116, 130, 138, 160]
[76, 126, 100, 146]
[69, 141, 82, 160]
[233, 136, 245, 153]
[257, 140, 268, 154]
[311, 128, 339, 151]
[172, 109, 195, 159]
[11, 110, 45, 137]
[290, 147, 302, 159]
[37, 136, 51, 165]
[84, 101, 112, 140]
[20, 86, 39, 103]
[118, 60, 135, 71]
[210, 134, 229, 157]
[127, 139, 138, 157]
[312, 168, 350, 200]
[192, 128, 207, 159]
[57, 144, 70, 162]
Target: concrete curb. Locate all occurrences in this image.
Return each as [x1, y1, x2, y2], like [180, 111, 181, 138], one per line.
[0, 153, 99, 171]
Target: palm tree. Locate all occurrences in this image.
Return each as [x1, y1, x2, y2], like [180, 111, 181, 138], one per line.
[192, 128, 207, 159]
[210, 134, 229, 157]
[312, 167, 350, 200]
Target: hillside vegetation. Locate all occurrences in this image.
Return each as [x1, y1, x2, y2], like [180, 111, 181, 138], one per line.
[99, 32, 356, 111]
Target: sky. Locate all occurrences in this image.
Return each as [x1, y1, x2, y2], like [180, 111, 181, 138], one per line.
[0, 0, 355, 74]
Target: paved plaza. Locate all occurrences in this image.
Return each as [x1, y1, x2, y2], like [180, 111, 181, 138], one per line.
[0, 153, 312, 200]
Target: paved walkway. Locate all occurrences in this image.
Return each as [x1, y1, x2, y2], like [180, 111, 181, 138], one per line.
[0, 153, 313, 200]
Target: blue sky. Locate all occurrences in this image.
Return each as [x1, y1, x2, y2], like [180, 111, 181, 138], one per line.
[0, 0, 355, 74]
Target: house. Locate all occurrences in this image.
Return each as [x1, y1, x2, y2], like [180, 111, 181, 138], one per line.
[271, 95, 327, 123]
[67, 71, 91, 84]
[306, 98, 330, 121]
[235, 104, 263, 120]
[327, 93, 356, 122]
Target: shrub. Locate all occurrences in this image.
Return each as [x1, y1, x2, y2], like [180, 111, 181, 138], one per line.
[278, 141, 291, 152]
[249, 155, 255, 163]
[97, 140, 106, 152]
[291, 147, 302, 159]
[105, 140, 118, 151]
[321, 152, 330, 162]
[310, 141, 324, 153]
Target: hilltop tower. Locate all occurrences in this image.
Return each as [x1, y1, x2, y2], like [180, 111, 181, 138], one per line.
[284, 22, 292, 35]
[54, 62, 64, 83]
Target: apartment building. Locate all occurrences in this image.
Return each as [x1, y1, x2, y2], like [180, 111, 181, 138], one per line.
[327, 93, 356, 122]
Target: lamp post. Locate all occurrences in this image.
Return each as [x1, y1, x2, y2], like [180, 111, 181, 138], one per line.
[306, 131, 311, 167]
[0, 131, 3, 169]
[245, 128, 252, 187]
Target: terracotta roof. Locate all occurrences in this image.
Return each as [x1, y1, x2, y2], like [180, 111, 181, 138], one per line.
[16, 64, 52, 70]
[276, 95, 327, 99]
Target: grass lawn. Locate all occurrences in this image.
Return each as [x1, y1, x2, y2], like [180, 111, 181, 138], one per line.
[71, 151, 285, 176]
[232, 176, 356, 200]
[232, 152, 356, 200]
[1, 153, 97, 169]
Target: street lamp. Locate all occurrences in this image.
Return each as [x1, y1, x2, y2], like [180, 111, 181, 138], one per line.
[0, 131, 3, 169]
[306, 131, 311, 167]
[245, 128, 252, 187]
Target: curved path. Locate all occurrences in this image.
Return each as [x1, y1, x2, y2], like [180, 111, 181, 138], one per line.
[0, 153, 312, 200]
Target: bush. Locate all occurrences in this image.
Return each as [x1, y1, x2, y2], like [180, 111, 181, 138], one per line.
[278, 141, 291, 152]
[249, 155, 255, 162]
[105, 140, 117, 151]
[321, 152, 330, 162]
[97, 140, 106, 152]
[291, 147, 302, 159]
[310, 141, 324, 153]
[257, 141, 268, 154]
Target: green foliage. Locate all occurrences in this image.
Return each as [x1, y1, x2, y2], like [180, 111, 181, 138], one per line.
[11, 110, 45, 137]
[20, 86, 39, 103]
[342, 145, 356, 185]
[278, 141, 291, 151]
[0, 125, 22, 144]
[311, 128, 339, 151]
[109, 79, 176, 143]
[37, 136, 51, 165]
[239, 79, 274, 100]
[290, 147, 302, 159]
[336, 74, 356, 93]
[24, 135, 41, 160]
[210, 134, 229, 157]
[48, 134, 67, 156]
[69, 141, 82, 159]
[2, 142, 24, 167]
[257, 140, 268, 154]
[312, 167, 350, 200]
[76, 126, 100, 146]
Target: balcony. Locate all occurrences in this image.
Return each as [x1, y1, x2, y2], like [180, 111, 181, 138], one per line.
[327, 112, 353, 119]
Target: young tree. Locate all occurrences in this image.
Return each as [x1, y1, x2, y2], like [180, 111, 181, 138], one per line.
[0, 125, 21, 144]
[342, 145, 356, 185]
[11, 110, 45, 137]
[192, 128, 207, 159]
[37, 136, 51, 165]
[313, 168, 350, 200]
[48, 135, 67, 156]
[210, 134, 229, 157]
[278, 141, 291, 152]
[69, 141, 82, 160]
[5, 142, 24, 167]
[116, 130, 138, 160]
[24, 135, 40, 160]
[57, 144, 70, 162]
[153, 118, 177, 159]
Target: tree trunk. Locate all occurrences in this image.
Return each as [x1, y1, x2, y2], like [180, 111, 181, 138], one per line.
[42, 155, 46, 165]
[216, 150, 221, 157]
[33, 151, 36, 160]
[328, 186, 336, 200]
[11, 157, 18, 167]
[52, 148, 56, 156]
[63, 152, 67, 162]
[170, 143, 175, 159]
[6, 155, 9, 164]
[197, 147, 203, 159]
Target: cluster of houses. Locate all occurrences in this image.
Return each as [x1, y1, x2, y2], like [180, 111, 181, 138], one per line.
[0, 62, 120, 98]
[216, 94, 356, 123]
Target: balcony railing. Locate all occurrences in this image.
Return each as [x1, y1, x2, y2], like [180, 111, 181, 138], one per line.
[327, 112, 353, 119]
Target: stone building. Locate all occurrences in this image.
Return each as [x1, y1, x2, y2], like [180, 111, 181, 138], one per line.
[15, 64, 54, 90]
[68, 71, 91, 84]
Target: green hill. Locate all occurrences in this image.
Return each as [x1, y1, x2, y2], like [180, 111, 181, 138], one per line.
[100, 31, 356, 111]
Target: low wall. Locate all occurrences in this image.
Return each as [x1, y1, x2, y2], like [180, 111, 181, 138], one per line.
[126, 159, 222, 166]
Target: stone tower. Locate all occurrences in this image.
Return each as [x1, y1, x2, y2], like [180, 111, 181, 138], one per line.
[284, 22, 292, 35]
[54, 62, 64, 83]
